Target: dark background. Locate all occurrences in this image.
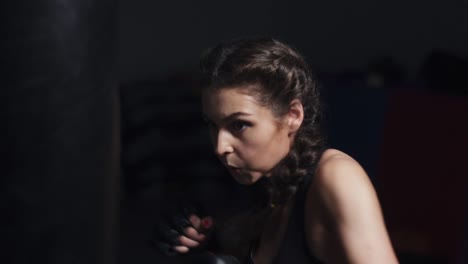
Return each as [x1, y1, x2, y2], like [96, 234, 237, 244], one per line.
[118, 0, 468, 82]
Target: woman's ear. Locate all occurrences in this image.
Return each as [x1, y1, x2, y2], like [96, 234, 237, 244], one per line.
[287, 99, 304, 134]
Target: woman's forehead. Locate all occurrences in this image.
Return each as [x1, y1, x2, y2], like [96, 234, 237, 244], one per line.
[202, 88, 270, 120]
[203, 88, 256, 110]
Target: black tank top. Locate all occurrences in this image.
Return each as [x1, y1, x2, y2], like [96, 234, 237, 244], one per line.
[247, 171, 323, 264]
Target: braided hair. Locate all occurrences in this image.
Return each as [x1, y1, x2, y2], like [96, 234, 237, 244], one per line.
[201, 37, 325, 206]
[200, 37, 326, 260]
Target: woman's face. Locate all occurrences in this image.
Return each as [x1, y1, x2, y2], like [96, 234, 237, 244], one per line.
[202, 86, 294, 185]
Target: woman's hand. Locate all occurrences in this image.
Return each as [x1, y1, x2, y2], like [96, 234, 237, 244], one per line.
[173, 214, 214, 253]
[151, 203, 214, 256]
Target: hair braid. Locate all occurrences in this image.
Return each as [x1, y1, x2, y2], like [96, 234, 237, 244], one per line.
[200, 37, 326, 260]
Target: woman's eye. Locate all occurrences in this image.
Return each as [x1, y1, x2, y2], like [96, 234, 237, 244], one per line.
[230, 121, 249, 132]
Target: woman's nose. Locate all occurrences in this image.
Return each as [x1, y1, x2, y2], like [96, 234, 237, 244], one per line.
[214, 129, 234, 156]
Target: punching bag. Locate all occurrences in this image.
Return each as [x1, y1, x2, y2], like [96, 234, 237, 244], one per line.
[0, 0, 119, 263]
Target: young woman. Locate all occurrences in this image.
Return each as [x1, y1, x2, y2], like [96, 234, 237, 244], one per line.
[160, 37, 398, 264]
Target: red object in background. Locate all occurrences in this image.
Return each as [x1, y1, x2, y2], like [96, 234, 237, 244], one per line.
[377, 90, 468, 263]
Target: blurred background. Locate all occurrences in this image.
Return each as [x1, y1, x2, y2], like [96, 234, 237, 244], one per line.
[2, 0, 467, 264]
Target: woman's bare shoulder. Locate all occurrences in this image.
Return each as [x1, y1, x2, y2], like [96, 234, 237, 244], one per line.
[308, 148, 378, 221]
[305, 148, 399, 263]
[318, 148, 360, 167]
[314, 148, 369, 187]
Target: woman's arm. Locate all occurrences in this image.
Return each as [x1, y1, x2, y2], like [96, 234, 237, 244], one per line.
[305, 150, 399, 263]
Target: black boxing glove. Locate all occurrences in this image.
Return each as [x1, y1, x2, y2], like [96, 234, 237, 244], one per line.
[189, 252, 241, 264]
[212, 254, 242, 264]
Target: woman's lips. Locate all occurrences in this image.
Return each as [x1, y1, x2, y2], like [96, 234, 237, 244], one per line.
[227, 165, 241, 174]
[227, 165, 238, 170]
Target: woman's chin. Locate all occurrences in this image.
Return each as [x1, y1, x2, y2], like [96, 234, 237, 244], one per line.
[234, 177, 254, 185]
[231, 170, 263, 185]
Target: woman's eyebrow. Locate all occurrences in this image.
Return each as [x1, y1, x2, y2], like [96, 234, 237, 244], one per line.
[221, 112, 251, 123]
[203, 112, 251, 125]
